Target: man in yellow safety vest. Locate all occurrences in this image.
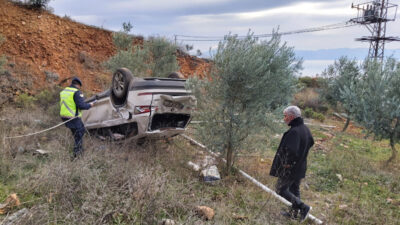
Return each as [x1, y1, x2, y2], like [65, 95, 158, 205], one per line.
[60, 77, 94, 158]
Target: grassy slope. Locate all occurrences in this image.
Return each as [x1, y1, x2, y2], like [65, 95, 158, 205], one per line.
[1, 96, 400, 224]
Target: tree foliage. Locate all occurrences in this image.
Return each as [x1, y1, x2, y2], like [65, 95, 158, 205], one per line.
[322, 56, 361, 131]
[146, 36, 180, 77]
[188, 33, 301, 173]
[354, 58, 400, 163]
[106, 24, 179, 77]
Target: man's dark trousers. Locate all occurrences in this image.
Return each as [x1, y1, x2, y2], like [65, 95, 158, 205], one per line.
[276, 177, 302, 208]
[63, 117, 85, 158]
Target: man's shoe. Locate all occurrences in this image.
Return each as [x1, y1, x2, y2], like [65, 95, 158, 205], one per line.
[280, 209, 298, 219]
[299, 204, 311, 222]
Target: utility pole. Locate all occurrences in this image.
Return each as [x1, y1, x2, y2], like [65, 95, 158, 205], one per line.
[350, 0, 399, 60]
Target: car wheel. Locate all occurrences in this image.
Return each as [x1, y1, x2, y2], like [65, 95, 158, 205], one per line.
[112, 68, 133, 99]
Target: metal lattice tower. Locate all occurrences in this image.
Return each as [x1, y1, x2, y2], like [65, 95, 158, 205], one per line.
[350, 0, 400, 60]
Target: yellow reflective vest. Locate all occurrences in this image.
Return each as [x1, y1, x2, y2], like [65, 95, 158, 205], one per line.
[60, 87, 81, 118]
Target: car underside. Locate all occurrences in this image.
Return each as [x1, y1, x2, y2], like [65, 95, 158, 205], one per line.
[82, 68, 196, 140]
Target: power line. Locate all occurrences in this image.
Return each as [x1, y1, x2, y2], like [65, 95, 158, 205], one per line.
[175, 21, 359, 42]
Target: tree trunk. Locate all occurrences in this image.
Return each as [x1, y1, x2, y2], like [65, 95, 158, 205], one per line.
[386, 119, 399, 164]
[386, 134, 397, 164]
[226, 142, 233, 174]
[342, 117, 351, 132]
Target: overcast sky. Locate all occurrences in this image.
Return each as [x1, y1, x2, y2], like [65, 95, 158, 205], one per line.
[49, 0, 400, 76]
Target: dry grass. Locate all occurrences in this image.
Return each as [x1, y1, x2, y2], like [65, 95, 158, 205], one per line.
[0, 102, 292, 225]
[4, 97, 400, 224]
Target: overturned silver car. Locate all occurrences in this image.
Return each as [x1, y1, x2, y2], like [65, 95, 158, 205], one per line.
[83, 68, 196, 140]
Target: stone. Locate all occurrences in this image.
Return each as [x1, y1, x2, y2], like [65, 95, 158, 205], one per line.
[17, 146, 25, 154]
[201, 155, 216, 168]
[336, 174, 343, 182]
[0, 208, 29, 225]
[195, 206, 215, 220]
[34, 149, 50, 156]
[160, 219, 176, 225]
[200, 165, 221, 183]
[187, 161, 200, 172]
[0, 193, 20, 214]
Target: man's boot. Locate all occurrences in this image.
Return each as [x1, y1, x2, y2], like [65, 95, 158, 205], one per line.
[299, 203, 311, 222]
[280, 207, 298, 219]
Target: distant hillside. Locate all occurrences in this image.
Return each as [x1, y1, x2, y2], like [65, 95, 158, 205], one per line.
[0, 0, 210, 97]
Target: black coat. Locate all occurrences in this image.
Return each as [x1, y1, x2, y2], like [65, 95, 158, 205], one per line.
[270, 117, 314, 179]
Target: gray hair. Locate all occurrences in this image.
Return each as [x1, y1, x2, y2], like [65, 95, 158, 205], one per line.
[284, 106, 301, 118]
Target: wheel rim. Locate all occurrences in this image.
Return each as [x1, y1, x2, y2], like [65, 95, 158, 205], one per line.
[113, 72, 125, 93]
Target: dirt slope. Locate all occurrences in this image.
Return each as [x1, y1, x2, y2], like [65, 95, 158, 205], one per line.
[0, 0, 210, 97]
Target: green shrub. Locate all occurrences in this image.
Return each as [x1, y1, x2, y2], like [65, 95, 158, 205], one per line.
[112, 32, 133, 51]
[104, 47, 149, 77]
[313, 112, 325, 122]
[304, 107, 314, 118]
[298, 76, 324, 88]
[15, 93, 37, 108]
[35, 86, 62, 108]
[106, 24, 179, 78]
[304, 107, 325, 122]
[146, 36, 180, 77]
[27, 0, 51, 9]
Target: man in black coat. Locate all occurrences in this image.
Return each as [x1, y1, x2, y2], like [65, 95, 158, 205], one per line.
[270, 106, 314, 222]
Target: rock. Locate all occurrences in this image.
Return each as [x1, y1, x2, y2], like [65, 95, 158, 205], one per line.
[160, 219, 176, 225]
[201, 155, 216, 168]
[44, 71, 59, 82]
[21, 21, 26, 25]
[17, 146, 25, 154]
[33, 149, 50, 156]
[336, 174, 343, 182]
[195, 206, 215, 220]
[200, 165, 221, 183]
[188, 161, 200, 172]
[0, 208, 29, 225]
[0, 193, 21, 214]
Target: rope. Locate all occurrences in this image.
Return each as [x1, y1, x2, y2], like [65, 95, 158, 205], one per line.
[3, 117, 77, 140]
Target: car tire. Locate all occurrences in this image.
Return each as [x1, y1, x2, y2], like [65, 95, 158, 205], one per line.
[112, 68, 133, 99]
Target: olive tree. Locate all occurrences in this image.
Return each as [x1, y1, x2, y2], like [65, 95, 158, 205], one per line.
[188, 33, 300, 173]
[105, 23, 149, 76]
[323, 57, 361, 131]
[355, 58, 400, 163]
[106, 24, 179, 77]
[145, 36, 180, 77]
